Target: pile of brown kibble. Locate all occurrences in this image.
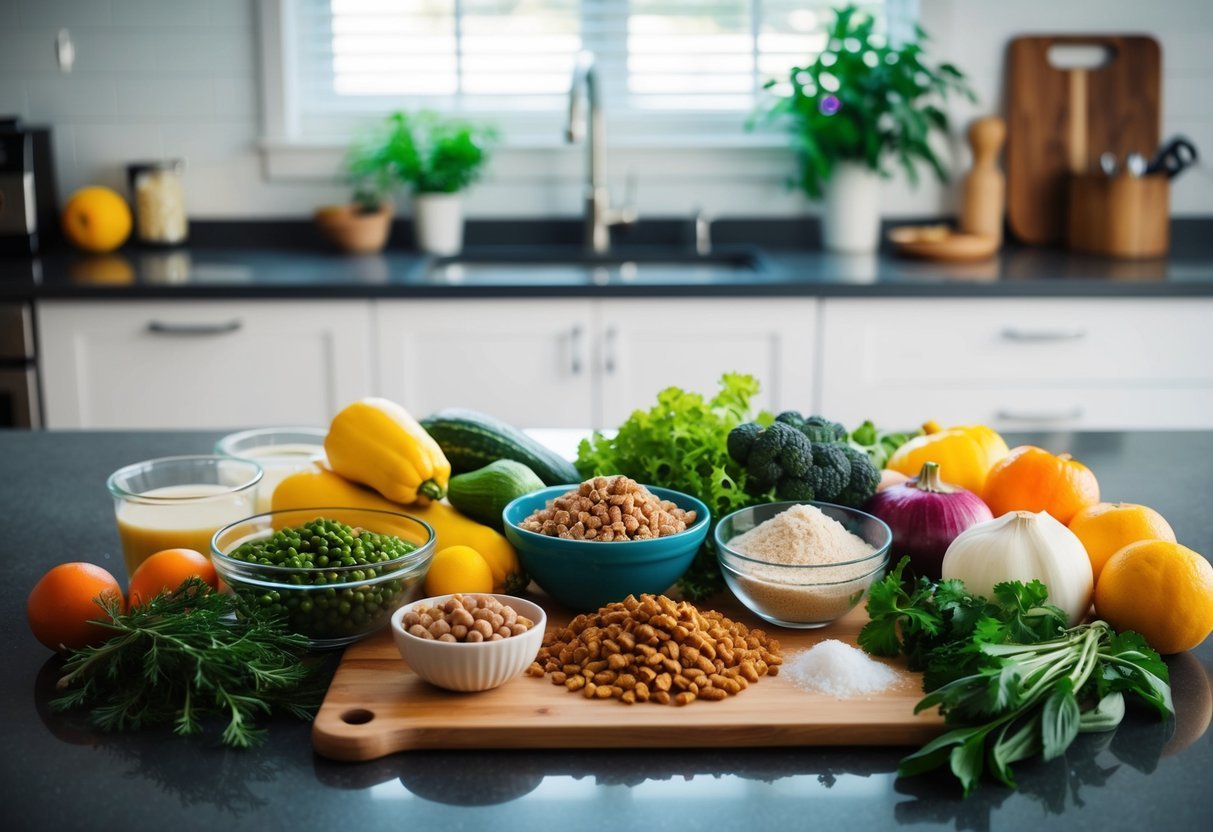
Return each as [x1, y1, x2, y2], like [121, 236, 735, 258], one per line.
[519, 475, 697, 541]
[527, 593, 781, 705]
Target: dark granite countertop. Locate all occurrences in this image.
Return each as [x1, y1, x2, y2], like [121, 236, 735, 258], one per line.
[1, 218, 1211, 300]
[2, 429, 1211, 830]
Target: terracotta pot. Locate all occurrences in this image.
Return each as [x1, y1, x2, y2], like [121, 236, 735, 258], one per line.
[313, 202, 393, 254]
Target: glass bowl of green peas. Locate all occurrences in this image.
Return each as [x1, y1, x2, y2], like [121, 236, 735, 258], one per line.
[211, 507, 435, 649]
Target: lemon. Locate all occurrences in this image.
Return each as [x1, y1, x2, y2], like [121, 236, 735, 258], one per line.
[61, 187, 132, 253]
[424, 545, 494, 597]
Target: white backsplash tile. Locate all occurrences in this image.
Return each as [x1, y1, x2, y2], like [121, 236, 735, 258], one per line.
[17, 0, 111, 29]
[72, 123, 164, 193]
[0, 81, 30, 119]
[26, 78, 118, 121]
[72, 29, 161, 74]
[113, 78, 215, 119]
[110, 0, 208, 28]
[0, 30, 63, 76]
[155, 27, 254, 76]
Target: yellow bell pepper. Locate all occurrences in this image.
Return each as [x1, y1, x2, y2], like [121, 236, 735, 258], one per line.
[272, 466, 527, 594]
[886, 422, 1010, 494]
[324, 398, 451, 504]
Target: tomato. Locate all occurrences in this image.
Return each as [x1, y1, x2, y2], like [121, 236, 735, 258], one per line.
[127, 548, 217, 608]
[27, 562, 125, 651]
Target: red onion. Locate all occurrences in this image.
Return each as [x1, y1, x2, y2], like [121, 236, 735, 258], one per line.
[862, 461, 993, 580]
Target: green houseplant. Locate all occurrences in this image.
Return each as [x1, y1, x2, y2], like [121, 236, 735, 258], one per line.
[313, 131, 397, 255]
[759, 5, 973, 253]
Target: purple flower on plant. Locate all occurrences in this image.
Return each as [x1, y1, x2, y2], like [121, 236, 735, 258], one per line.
[819, 94, 841, 116]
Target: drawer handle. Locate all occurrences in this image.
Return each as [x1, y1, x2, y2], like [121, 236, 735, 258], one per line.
[569, 325, 583, 375]
[147, 319, 242, 336]
[604, 326, 617, 374]
[996, 407, 1084, 423]
[1000, 327, 1086, 342]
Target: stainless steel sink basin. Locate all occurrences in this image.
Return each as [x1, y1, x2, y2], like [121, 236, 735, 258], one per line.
[426, 247, 769, 285]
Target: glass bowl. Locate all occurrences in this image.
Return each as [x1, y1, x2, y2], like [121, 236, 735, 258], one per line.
[714, 501, 892, 629]
[214, 427, 327, 513]
[211, 507, 435, 649]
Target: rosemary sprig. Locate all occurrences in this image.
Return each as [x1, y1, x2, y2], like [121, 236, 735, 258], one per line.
[52, 578, 325, 748]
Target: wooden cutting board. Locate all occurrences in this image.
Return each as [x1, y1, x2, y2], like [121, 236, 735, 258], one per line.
[312, 598, 944, 762]
[1006, 35, 1160, 245]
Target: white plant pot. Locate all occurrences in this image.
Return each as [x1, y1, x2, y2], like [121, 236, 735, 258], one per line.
[413, 192, 464, 256]
[820, 161, 883, 254]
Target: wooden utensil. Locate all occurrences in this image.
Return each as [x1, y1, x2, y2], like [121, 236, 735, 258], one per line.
[312, 601, 943, 762]
[1006, 36, 1161, 245]
[961, 116, 1006, 245]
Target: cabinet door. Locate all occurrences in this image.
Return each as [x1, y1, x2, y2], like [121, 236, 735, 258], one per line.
[597, 299, 818, 428]
[376, 300, 595, 428]
[819, 298, 1213, 430]
[38, 300, 374, 429]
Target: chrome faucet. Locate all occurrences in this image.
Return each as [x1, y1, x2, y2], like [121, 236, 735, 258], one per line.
[566, 51, 636, 253]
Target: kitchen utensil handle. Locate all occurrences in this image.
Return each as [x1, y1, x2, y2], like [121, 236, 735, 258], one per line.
[1001, 327, 1086, 342]
[996, 407, 1084, 423]
[569, 325, 583, 375]
[147, 319, 242, 336]
[604, 326, 617, 374]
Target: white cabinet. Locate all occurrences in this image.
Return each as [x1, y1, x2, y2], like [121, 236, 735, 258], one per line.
[377, 299, 818, 429]
[376, 300, 595, 428]
[597, 299, 817, 427]
[818, 298, 1213, 430]
[38, 300, 374, 429]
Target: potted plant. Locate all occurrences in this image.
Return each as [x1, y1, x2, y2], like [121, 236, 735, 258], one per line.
[313, 132, 397, 254]
[759, 5, 973, 253]
[376, 111, 496, 256]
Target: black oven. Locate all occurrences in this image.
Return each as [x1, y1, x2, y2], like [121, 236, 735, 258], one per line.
[0, 303, 40, 427]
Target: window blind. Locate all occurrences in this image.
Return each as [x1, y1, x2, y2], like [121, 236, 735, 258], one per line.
[292, 0, 888, 132]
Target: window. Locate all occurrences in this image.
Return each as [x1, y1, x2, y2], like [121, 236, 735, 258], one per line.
[274, 0, 896, 145]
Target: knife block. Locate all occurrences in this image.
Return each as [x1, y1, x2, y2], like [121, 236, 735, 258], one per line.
[1067, 173, 1169, 258]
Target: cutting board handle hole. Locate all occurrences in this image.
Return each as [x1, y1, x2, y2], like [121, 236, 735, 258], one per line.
[1047, 44, 1114, 70]
[341, 708, 376, 725]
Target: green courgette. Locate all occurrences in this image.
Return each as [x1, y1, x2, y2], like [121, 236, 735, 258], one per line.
[447, 459, 546, 531]
[421, 408, 581, 486]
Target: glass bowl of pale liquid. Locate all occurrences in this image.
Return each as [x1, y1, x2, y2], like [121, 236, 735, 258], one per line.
[107, 455, 262, 578]
[215, 427, 327, 513]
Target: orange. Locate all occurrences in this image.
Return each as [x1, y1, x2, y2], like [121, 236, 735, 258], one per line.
[27, 563, 125, 651]
[1094, 540, 1213, 654]
[424, 545, 494, 597]
[982, 445, 1100, 525]
[1069, 502, 1176, 581]
[127, 548, 217, 608]
[61, 186, 132, 253]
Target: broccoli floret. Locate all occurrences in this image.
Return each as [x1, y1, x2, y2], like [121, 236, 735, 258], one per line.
[834, 445, 880, 507]
[804, 443, 852, 501]
[774, 411, 807, 430]
[798, 415, 848, 444]
[727, 422, 765, 465]
[731, 422, 811, 492]
[775, 477, 816, 501]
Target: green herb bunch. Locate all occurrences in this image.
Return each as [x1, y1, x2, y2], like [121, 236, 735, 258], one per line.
[53, 578, 324, 748]
[347, 110, 497, 210]
[862, 559, 1173, 795]
[757, 4, 974, 198]
[576, 372, 772, 599]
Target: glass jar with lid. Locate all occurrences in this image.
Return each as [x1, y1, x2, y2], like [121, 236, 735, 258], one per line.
[127, 160, 188, 245]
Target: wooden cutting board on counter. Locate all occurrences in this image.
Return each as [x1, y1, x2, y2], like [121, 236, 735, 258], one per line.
[1006, 35, 1160, 245]
[312, 599, 944, 762]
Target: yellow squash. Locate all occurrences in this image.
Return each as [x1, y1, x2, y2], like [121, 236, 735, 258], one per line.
[325, 398, 451, 504]
[272, 466, 527, 594]
[886, 421, 1010, 494]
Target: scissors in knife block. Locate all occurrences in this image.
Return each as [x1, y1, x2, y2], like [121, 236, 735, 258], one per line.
[1146, 136, 1199, 179]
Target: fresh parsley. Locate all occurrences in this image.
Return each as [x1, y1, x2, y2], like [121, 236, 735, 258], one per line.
[52, 578, 326, 748]
[861, 558, 1174, 795]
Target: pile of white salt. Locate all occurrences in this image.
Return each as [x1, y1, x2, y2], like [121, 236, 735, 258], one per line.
[786, 639, 900, 698]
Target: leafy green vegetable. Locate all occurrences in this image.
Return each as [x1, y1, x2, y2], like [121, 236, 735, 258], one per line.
[861, 559, 1173, 795]
[52, 579, 325, 748]
[847, 420, 919, 469]
[576, 373, 770, 599]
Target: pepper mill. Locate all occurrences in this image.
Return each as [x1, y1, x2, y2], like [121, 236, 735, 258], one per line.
[961, 116, 1006, 246]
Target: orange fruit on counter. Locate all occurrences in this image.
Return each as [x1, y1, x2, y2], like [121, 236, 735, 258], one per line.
[1094, 540, 1213, 654]
[27, 562, 125, 651]
[61, 186, 132, 253]
[982, 445, 1100, 525]
[1069, 502, 1177, 581]
[127, 548, 217, 608]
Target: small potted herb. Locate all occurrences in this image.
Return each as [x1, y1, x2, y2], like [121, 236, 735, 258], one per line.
[313, 129, 398, 254]
[758, 5, 974, 253]
[382, 111, 496, 256]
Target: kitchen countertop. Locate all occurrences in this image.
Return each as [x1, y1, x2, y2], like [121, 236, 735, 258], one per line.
[2, 429, 1211, 830]
[1, 219, 1211, 299]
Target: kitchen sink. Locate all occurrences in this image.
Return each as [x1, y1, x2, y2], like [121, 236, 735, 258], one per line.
[425, 246, 770, 285]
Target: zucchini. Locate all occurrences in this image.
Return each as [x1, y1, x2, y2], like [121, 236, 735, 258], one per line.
[448, 459, 545, 531]
[421, 408, 580, 486]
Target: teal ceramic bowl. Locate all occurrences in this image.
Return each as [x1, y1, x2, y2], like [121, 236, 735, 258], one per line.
[502, 484, 710, 610]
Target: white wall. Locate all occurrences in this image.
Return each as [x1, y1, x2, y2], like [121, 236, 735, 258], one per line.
[1, 0, 1210, 220]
